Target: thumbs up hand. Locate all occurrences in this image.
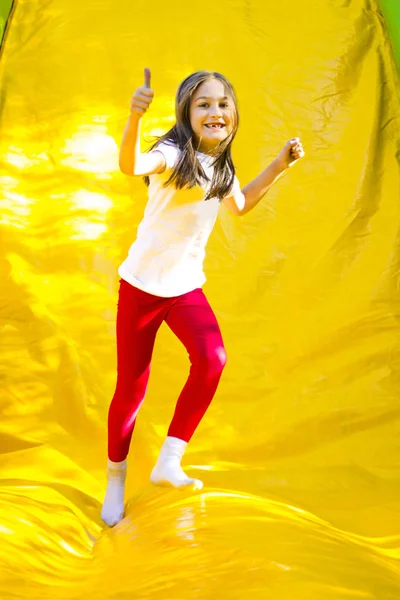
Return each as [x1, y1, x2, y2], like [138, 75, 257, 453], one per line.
[130, 68, 154, 118]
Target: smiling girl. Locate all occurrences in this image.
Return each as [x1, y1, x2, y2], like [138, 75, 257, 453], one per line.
[101, 69, 305, 526]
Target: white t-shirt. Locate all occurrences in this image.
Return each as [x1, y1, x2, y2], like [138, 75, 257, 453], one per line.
[118, 141, 243, 297]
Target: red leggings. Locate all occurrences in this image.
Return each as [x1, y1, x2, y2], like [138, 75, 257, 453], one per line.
[108, 279, 227, 462]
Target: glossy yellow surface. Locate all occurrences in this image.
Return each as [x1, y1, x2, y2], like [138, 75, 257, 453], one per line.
[1, 1, 400, 598]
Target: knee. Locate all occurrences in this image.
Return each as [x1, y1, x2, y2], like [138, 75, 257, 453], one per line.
[194, 345, 227, 377]
[215, 346, 227, 370]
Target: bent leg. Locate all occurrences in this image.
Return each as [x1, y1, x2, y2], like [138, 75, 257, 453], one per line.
[164, 288, 227, 442]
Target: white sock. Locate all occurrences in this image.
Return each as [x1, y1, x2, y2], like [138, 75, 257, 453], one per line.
[150, 436, 203, 490]
[101, 459, 127, 527]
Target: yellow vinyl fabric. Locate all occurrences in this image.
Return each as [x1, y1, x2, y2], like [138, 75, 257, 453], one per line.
[1, 1, 400, 598]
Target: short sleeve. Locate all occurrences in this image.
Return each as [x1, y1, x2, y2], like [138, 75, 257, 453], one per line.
[225, 175, 245, 211]
[151, 142, 180, 171]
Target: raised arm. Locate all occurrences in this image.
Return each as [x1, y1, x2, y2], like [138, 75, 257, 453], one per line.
[223, 138, 305, 216]
[119, 68, 166, 177]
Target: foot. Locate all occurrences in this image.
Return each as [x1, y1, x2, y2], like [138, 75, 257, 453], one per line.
[101, 459, 127, 527]
[150, 436, 203, 490]
[150, 459, 203, 490]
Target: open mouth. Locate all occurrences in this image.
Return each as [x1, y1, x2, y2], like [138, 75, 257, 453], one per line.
[204, 123, 225, 129]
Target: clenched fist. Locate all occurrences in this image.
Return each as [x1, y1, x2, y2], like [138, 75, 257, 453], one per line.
[276, 137, 305, 170]
[130, 68, 154, 118]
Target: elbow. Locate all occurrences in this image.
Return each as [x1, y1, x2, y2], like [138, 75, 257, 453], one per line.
[236, 193, 247, 217]
[119, 162, 132, 176]
[232, 202, 249, 217]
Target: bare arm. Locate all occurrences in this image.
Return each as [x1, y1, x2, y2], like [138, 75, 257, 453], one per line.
[223, 158, 287, 217]
[119, 68, 166, 177]
[119, 114, 165, 176]
[223, 138, 305, 217]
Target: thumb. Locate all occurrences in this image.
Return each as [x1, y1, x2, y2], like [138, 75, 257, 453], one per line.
[144, 68, 151, 89]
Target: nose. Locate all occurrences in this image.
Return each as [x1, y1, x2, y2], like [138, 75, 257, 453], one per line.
[209, 103, 223, 118]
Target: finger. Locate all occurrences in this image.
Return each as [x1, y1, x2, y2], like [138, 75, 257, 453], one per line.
[131, 96, 151, 107]
[131, 99, 150, 110]
[132, 88, 154, 104]
[140, 88, 154, 98]
[144, 67, 151, 89]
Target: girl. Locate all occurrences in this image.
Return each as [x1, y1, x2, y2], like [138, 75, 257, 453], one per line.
[101, 69, 305, 527]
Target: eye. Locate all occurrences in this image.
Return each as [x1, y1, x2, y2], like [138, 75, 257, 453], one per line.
[198, 103, 209, 108]
[220, 103, 229, 108]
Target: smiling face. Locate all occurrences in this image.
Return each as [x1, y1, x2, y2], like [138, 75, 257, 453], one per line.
[189, 78, 236, 154]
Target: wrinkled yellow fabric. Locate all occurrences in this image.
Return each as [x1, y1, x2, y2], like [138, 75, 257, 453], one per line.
[1, 0, 400, 598]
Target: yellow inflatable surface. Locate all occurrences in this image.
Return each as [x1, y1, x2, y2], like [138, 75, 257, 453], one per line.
[1, 0, 400, 598]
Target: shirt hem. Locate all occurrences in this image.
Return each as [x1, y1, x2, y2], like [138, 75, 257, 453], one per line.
[118, 266, 205, 298]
